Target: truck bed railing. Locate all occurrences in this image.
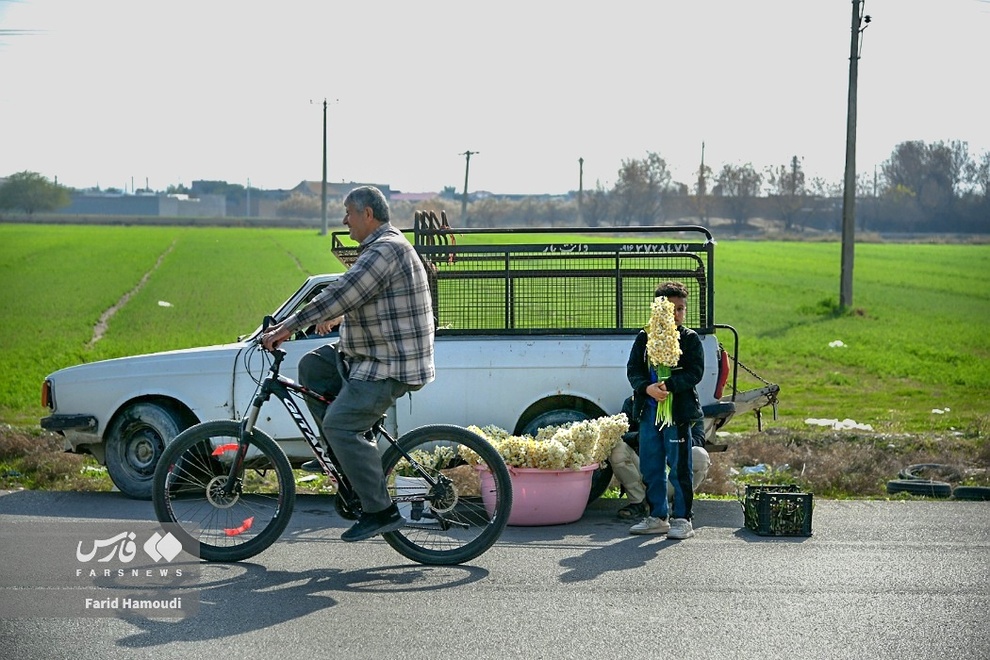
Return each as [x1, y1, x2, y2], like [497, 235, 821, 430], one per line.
[332, 220, 717, 336]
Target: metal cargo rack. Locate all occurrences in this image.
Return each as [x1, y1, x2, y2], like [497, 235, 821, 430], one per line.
[332, 215, 716, 336]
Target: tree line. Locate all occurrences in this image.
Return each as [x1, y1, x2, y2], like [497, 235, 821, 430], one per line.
[2, 139, 987, 234]
[460, 139, 986, 234]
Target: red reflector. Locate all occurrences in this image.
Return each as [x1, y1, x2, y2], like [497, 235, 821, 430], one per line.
[225, 517, 254, 536]
[714, 347, 730, 399]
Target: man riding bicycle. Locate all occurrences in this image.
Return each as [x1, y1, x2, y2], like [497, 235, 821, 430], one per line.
[261, 185, 435, 542]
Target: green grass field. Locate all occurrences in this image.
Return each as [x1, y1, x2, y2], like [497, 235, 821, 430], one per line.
[2, 224, 988, 439]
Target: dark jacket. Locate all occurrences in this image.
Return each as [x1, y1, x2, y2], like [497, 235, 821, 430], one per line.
[626, 326, 704, 426]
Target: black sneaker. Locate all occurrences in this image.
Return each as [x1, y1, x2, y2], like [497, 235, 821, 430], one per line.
[301, 459, 322, 473]
[340, 504, 405, 542]
[616, 500, 649, 520]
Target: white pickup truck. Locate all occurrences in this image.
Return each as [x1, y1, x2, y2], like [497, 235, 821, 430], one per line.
[41, 223, 779, 499]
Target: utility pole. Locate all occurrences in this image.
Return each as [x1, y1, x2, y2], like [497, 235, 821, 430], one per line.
[578, 157, 584, 224]
[696, 142, 707, 223]
[840, 1, 870, 309]
[320, 98, 328, 236]
[460, 150, 478, 220]
[697, 142, 706, 196]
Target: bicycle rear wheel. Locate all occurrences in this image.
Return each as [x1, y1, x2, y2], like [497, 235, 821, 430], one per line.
[380, 424, 512, 565]
[152, 420, 296, 562]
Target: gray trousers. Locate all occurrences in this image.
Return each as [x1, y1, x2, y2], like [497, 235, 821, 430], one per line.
[298, 344, 416, 513]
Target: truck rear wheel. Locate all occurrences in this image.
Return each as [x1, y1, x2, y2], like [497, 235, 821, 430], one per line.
[587, 463, 614, 504]
[519, 409, 591, 437]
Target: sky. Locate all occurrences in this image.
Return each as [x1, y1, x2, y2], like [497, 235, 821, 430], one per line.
[1, 0, 988, 196]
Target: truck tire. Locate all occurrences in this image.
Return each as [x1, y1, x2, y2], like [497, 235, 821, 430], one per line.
[885, 479, 952, 498]
[106, 402, 189, 500]
[587, 462, 614, 504]
[952, 486, 990, 501]
[898, 463, 962, 481]
[519, 409, 591, 437]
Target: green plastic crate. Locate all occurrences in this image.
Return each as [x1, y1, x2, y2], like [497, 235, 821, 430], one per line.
[742, 484, 813, 537]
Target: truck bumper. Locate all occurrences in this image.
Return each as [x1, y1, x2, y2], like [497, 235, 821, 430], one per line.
[40, 415, 103, 458]
[41, 414, 98, 433]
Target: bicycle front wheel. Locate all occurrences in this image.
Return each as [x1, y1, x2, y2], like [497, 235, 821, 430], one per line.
[380, 424, 512, 565]
[152, 420, 296, 562]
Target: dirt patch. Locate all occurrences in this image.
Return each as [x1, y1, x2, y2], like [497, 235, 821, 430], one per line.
[0, 425, 112, 492]
[88, 241, 176, 346]
[703, 426, 990, 499]
[2, 424, 986, 498]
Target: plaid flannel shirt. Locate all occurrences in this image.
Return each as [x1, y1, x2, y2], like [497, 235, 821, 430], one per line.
[284, 223, 435, 385]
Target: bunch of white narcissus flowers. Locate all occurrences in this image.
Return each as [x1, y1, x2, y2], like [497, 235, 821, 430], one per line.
[467, 426, 571, 470]
[396, 444, 458, 476]
[587, 413, 630, 463]
[646, 296, 681, 369]
[464, 414, 629, 470]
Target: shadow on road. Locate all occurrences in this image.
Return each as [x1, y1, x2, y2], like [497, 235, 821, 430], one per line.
[104, 561, 487, 649]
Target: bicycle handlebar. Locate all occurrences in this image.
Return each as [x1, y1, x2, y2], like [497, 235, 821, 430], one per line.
[255, 316, 287, 363]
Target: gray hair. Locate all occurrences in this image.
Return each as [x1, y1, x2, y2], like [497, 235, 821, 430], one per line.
[344, 186, 390, 223]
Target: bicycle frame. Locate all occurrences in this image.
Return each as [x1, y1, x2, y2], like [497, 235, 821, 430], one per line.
[154, 338, 513, 565]
[221, 346, 436, 502]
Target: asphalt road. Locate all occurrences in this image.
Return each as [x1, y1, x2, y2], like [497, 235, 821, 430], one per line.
[1, 490, 988, 660]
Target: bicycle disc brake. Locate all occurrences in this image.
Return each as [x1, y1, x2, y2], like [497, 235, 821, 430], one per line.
[427, 476, 458, 513]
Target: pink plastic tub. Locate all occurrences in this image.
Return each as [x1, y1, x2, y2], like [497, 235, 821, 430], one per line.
[479, 464, 597, 526]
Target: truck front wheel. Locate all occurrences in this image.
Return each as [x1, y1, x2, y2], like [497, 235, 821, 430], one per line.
[106, 402, 189, 500]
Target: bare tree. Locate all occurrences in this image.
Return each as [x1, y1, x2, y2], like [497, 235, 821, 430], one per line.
[765, 156, 806, 231]
[612, 152, 671, 226]
[714, 163, 762, 231]
[881, 140, 970, 225]
[974, 151, 990, 199]
[276, 192, 321, 219]
[691, 162, 714, 223]
[469, 198, 501, 228]
[806, 177, 842, 231]
[857, 170, 880, 232]
[581, 182, 612, 228]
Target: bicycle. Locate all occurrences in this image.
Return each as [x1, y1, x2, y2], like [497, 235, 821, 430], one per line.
[151, 320, 513, 565]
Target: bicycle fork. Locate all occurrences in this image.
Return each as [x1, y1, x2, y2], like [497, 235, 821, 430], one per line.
[218, 390, 268, 498]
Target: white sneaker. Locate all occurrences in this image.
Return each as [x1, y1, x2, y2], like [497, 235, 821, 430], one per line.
[668, 518, 695, 539]
[629, 516, 670, 535]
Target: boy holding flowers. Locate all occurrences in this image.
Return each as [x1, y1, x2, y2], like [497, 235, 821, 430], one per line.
[626, 281, 704, 539]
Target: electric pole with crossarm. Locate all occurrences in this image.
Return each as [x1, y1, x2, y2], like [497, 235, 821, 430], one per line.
[460, 150, 478, 221]
[840, 1, 871, 309]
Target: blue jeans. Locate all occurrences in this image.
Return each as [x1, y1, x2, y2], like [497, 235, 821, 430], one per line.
[639, 400, 694, 520]
[299, 344, 417, 513]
